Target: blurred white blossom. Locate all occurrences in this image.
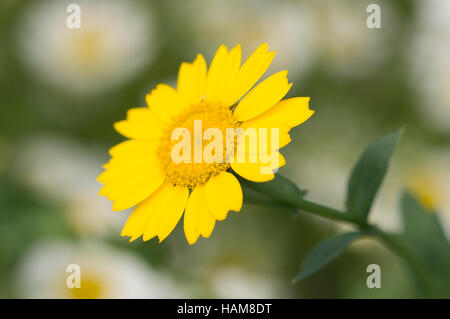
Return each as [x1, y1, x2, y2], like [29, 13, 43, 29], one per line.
[308, 0, 391, 77]
[370, 148, 450, 238]
[14, 241, 180, 298]
[210, 266, 282, 299]
[179, 0, 390, 80]
[290, 147, 402, 233]
[179, 0, 315, 79]
[17, 0, 157, 94]
[293, 155, 349, 212]
[409, 0, 450, 133]
[15, 134, 124, 237]
[403, 150, 450, 239]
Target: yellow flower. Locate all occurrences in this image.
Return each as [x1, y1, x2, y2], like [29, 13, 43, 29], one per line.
[98, 43, 314, 244]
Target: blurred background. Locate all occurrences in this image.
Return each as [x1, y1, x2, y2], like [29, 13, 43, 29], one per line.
[0, 0, 449, 298]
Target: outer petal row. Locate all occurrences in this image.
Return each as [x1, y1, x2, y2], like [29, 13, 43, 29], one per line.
[232, 97, 314, 182]
[145, 84, 186, 123]
[121, 183, 189, 243]
[204, 44, 242, 104]
[233, 70, 292, 122]
[221, 43, 276, 107]
[98, 140, 165, 211]
[243, 97, 314, 129]
[184, 172, 243, 245]
[183, 185, 215, 244]
[177, 54, 207, 106]
[231, 151, 286, 182]
[114, 107, 165, 140]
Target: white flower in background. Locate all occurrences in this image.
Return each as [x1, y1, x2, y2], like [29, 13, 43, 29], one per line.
[292, 156, 349, 212]
[369, 148, 450, 239]
[308, 0, 391, 77]
[289, 147, 402, 233]
[14, 241, 180, 298]
[291, 146, 450, 236]
[368, 169, 403, 233]
[14, 135, 125, 237]
[409, 0, 450, 133]
[179, 0, 390, 79]
[17, 0, 156, 94]
[210, 266, 282, 299]
[179, 0, 315, 79]
[403, 150, 450, 239]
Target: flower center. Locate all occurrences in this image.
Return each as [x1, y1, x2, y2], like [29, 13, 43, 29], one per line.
[72, 29, 105, 67]
[408, 175, 441, 212]
[68, 275, 104, 299]
[158, 101, 238, 189]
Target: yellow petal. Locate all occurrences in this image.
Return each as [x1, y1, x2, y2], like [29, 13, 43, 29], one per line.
[243, 97, 314, 129]
[177, 54, 207, 106]
[108, 171, 165, 211]
[109, 140, 157, 159]
[121, 209, 144, 240]
[231, 151, 285, 182]
[98, 157, 158, 185]
[154, 185, 189, 242]
[184, 185, 216, 244]
[183, 192, 200, 245]
[233, 71, 292, 122]
[141, 183, 176, 241]
[121, 184, 167, 240]
[237, 122, 292, 155]
[98, 150, 162, 204]
[99, 142, 160, 188]
[121, 183, 188, 242]
[98, 163, 162, 195]
[145, 84, 186, 123]
[204, 44, 241, 104]
[204, 172, 243, 221]
[113, 107, 164, 140]
[221, 43, 275, 107]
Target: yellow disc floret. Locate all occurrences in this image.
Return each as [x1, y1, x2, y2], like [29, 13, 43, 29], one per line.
[158, 101, 238, 189]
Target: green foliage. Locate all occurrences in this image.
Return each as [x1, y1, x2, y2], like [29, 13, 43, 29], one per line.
[293, 232, 362, 282]
[397, 192, 450, 297]
[0, 178, 74, 297]
[239, 174, 307, 206]
[346, 129, 403, 222]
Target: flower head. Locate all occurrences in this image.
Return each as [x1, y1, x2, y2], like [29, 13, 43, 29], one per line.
[18, 0, 156, 94]
[98, 43, 314, 244]
[15, 241, 180, 298]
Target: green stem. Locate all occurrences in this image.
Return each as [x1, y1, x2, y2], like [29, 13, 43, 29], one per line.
[285, 197, 359, 224]
[262, 193, 440, 295]
[369, 226, 441, 297]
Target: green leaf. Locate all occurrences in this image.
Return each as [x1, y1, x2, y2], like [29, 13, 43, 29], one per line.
[293, 232, 362, 282]
[401, 192, 448, 242]
[399, 192, 450, 297]
[346, 129, 403, 222]
[238, 174, 307, 205]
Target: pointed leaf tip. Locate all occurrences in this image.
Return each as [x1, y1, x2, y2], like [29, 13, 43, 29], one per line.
[293, 232, 362, 283]
[346, 129, 403, 222]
